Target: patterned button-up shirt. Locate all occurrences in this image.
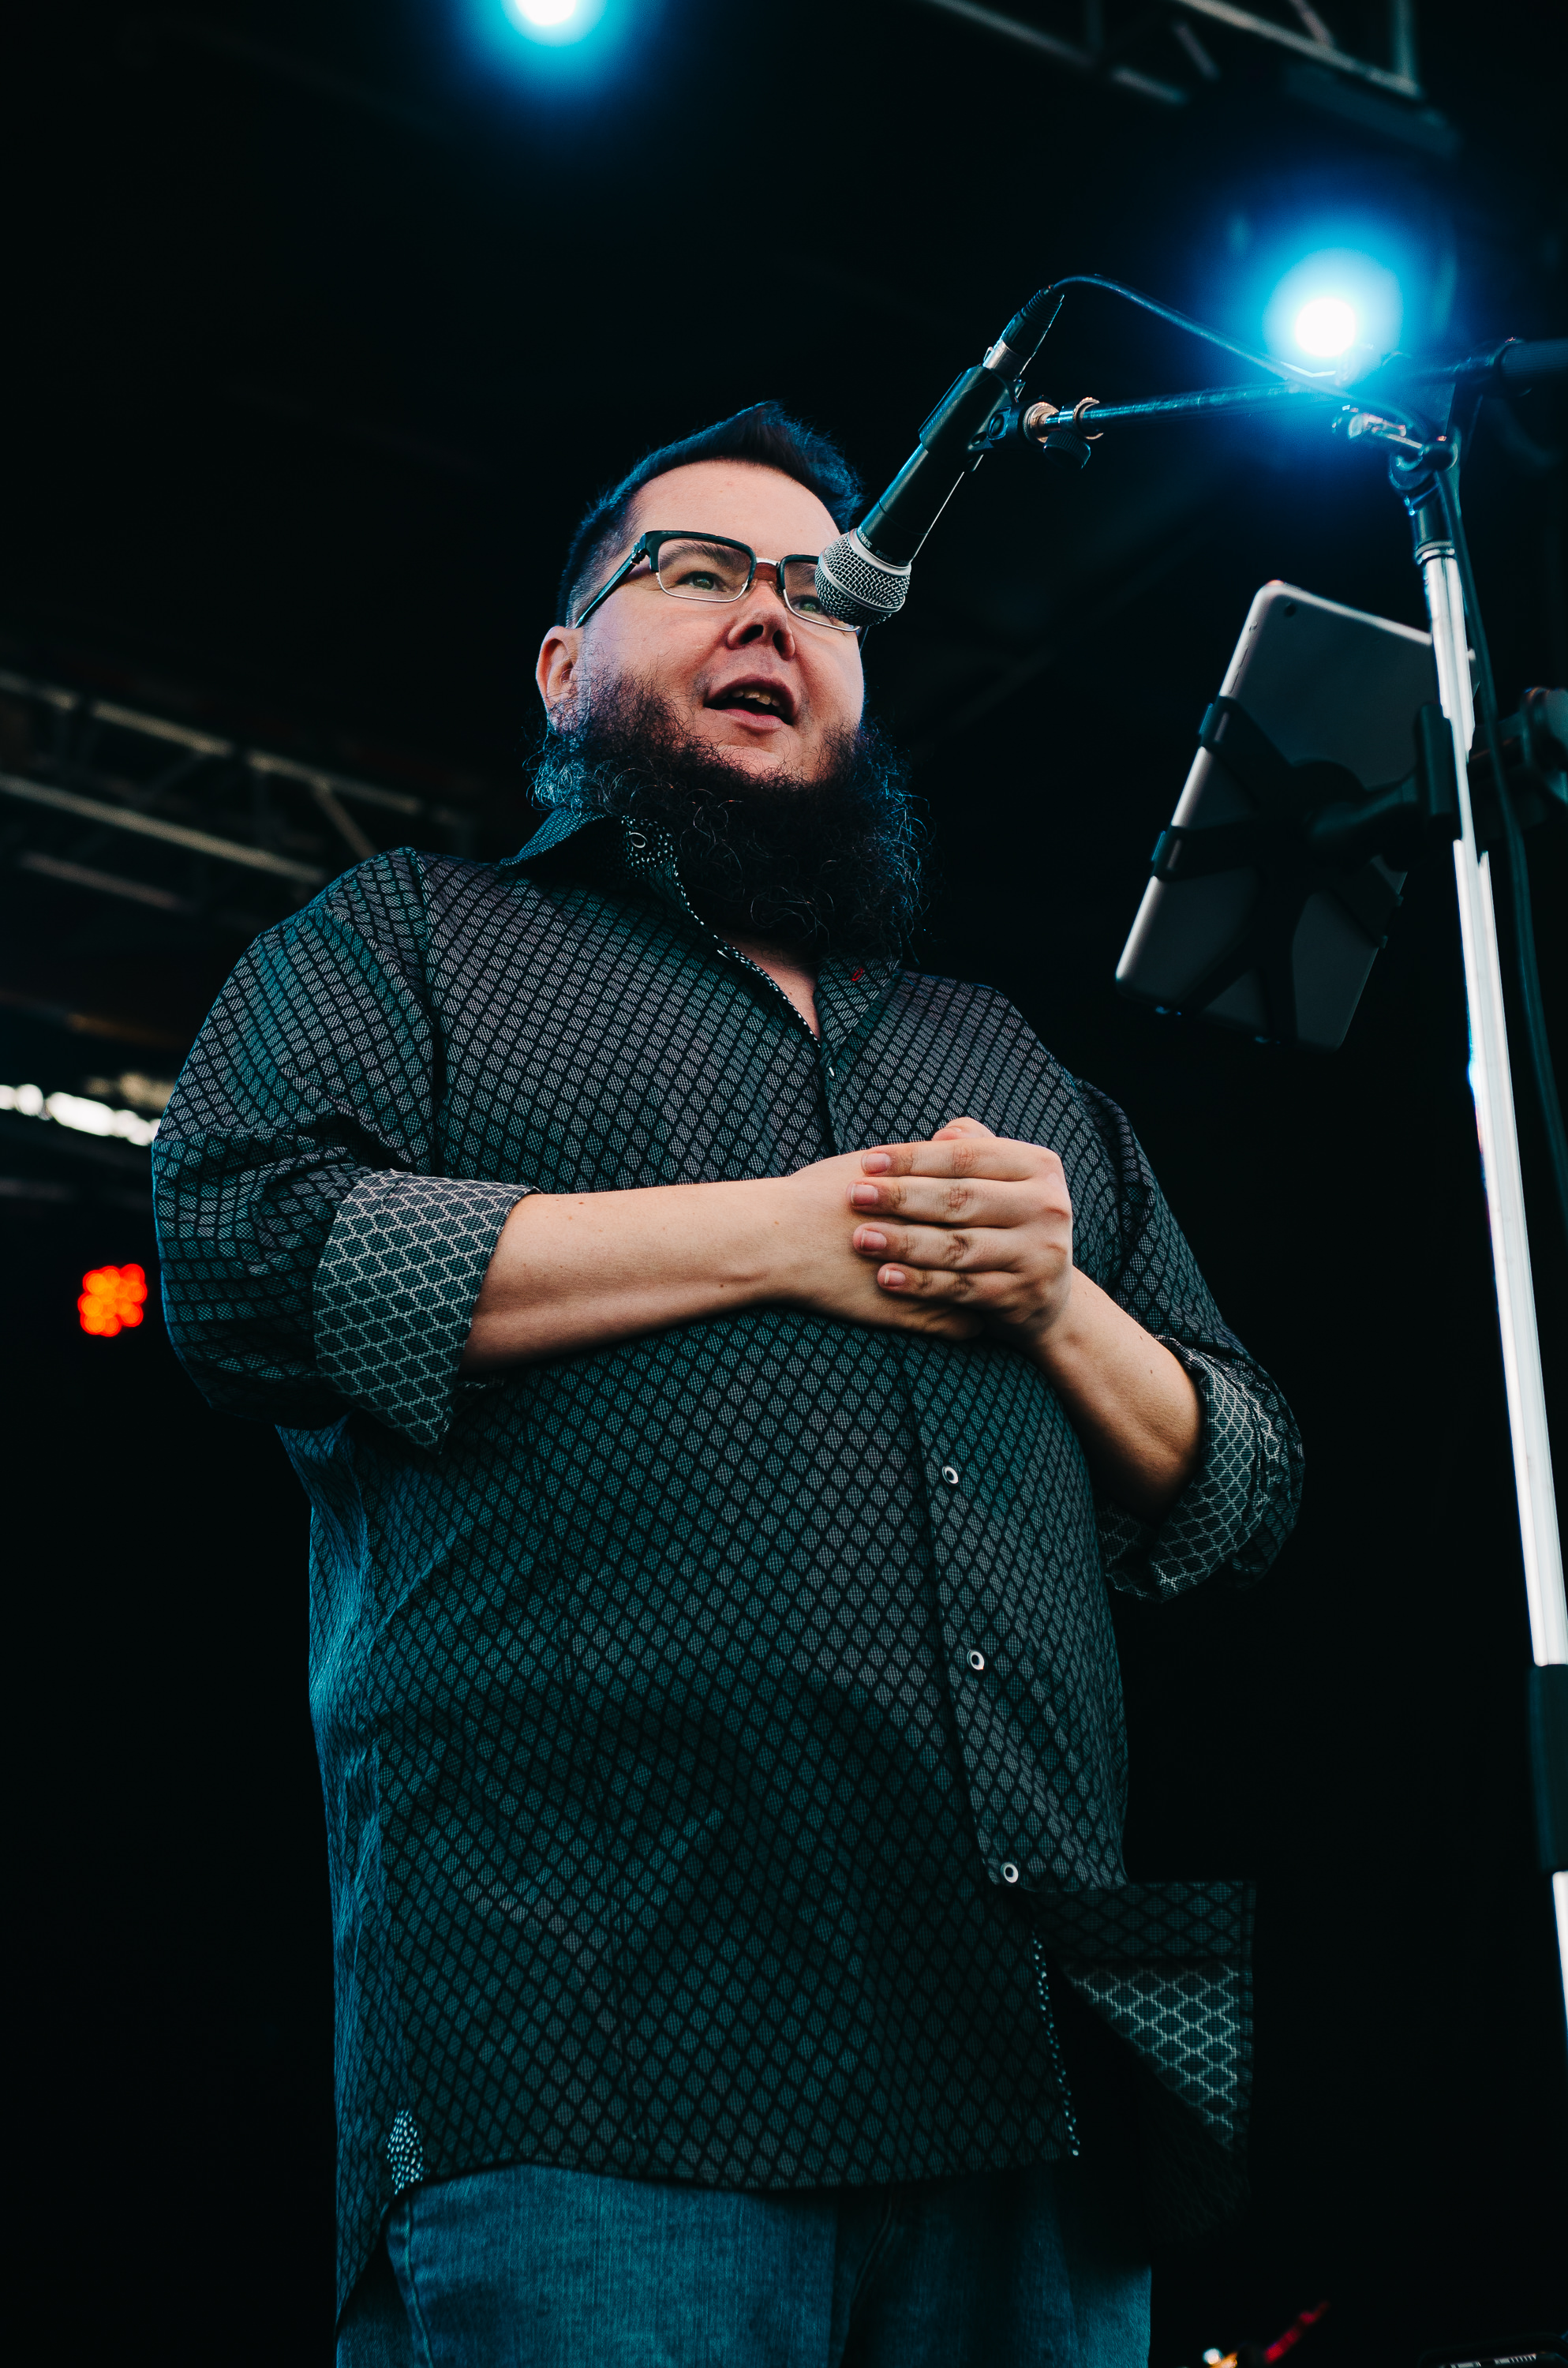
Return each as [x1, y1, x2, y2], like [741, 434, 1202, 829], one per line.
[152, 809, 1302, 2315]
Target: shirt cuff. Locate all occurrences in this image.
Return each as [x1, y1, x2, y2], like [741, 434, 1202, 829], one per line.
[1098, 1343, 1267, 1598]
[315, 1173, 529, 1450]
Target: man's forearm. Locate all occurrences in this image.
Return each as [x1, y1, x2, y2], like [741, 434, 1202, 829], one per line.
[460, 1179, 785, 1370]
[1027, 1271, 1202, 1521]
[459, 1141, 1202, 1524]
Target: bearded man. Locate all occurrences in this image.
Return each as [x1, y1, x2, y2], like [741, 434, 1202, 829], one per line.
[154, 403, 1302, 2368]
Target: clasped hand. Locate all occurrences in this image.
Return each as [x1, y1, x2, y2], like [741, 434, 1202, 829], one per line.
[777, 1117, 1074, 1353]
[466, 1111, 1198, 1516]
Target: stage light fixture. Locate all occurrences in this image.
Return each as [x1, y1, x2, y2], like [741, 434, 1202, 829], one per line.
[1293, 295, 1357, 358]
[463, 0, 630, 83]
[501, 0, 604, 41]
[1263, 249, 1404, 372]
[78, 1262, 148, 1339]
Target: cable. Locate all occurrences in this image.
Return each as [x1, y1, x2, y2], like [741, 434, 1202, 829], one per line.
[1027, 275, 1339, 391]
[1436, 456, 1568, 1253]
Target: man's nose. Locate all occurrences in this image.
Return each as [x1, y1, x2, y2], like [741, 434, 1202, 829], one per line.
[724, 566, 796, 658]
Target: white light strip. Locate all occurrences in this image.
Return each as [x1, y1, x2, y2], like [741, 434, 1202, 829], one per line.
[0, 1082, 159, 1148]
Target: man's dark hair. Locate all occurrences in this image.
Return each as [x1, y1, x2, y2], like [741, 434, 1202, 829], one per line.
[555, 401, 863, 628]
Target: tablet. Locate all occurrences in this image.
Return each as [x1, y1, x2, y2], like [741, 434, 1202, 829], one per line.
[1115, 582, 1440, 1050]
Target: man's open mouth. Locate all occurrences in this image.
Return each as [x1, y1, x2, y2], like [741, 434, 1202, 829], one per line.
[707, 679, 795, 723]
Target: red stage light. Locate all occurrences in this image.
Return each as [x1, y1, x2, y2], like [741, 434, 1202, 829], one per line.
[78, 1261, 149, 1337]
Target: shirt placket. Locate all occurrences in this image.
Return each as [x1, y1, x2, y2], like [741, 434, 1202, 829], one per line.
[631, 822, 890, 1111]
[634, 832, 1038, 1864]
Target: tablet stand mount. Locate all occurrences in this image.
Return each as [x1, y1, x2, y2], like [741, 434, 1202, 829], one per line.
[1146, 686, 1564, 1042]
[1147, 694, 1456, 1041]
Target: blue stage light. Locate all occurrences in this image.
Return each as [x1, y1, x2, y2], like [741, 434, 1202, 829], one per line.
[460, 0, 635, 88]
[1263, 249, 1404, 372]
[501, 0, 605, 43]
[1294, 295, 1358, 358]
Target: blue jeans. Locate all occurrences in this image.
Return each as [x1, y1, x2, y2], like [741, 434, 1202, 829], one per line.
[335, 2156, 1151, 2368]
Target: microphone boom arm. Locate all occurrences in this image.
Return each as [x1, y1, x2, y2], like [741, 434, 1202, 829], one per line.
[814, 286, 1065, 629]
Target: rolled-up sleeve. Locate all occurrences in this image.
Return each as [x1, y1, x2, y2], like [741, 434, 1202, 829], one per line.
[152, 850, 526, 1448]
[1074, 1081, 1304, 1598]
[314, 1171, 523, 1448]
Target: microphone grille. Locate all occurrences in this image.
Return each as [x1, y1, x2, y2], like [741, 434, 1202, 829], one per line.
[815, 532, 912, 628]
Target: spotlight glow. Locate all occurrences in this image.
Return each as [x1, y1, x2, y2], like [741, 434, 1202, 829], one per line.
[1294, 295, 1357, 358]
[1263, 249, 1403, 372]
[500, 0, 604, 38]
[79, 1262, 149, 1339]
[468, 0, 621, 75]
[0, 1080, 160, 1145]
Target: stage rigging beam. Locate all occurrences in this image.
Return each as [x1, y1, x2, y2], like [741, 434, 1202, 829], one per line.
[0, 773, 329, 886]
[905, 0, 1447, 126]
[0, 669, 495, 927]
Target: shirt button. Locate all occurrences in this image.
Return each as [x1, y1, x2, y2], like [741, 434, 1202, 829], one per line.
[1001, 1861, 1020, 1884]
[967, 1649, 986, 1673]
[941, 1464, 960, 1486]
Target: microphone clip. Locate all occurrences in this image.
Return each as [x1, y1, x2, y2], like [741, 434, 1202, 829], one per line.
[1017, 395, 1102, 473]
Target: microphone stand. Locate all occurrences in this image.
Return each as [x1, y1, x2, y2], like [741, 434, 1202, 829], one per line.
[997, 324, 1568, 2021]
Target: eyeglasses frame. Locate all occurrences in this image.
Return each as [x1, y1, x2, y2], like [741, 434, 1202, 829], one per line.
[571, 530, 863, 638]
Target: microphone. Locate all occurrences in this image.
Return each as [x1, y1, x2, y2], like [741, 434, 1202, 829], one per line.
[815, 287, 1062, 630]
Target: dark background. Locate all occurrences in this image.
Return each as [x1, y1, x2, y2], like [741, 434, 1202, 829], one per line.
[5, 3, 1566, 2361]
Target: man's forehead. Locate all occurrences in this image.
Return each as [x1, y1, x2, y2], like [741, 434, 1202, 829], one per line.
[624, 460, 842, 553]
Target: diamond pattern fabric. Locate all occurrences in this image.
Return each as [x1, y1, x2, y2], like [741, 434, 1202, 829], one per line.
[1038, 1881, 1252, 2140]
[152, 815, 1302, 2317]
[317, 1175, 528, 1447]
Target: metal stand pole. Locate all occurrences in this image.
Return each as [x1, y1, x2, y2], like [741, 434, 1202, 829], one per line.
[1412, 496, 1568, 2017]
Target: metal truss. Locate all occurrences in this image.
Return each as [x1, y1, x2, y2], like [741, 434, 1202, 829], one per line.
[909, 0, 1446, 127]
[0, 669, 492, 936]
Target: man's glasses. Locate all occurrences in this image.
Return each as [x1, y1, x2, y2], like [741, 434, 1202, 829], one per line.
[572, 532, 863, 638]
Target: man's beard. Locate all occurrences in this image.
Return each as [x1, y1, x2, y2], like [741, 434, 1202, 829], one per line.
[527, 681, 925, 957]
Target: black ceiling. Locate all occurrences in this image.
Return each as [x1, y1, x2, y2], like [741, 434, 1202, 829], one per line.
[5, 0, 1563, 1062]
[10, 0, 1564, 760]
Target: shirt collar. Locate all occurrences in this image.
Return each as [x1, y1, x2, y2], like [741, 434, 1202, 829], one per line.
[500, 806, 601, 869]
[501, 809, 904, 1047]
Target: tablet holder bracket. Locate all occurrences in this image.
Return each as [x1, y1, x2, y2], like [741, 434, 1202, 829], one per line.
[1145, 697, 1458, 1041]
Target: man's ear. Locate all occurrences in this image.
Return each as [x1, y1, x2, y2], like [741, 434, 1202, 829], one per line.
[536, 624, 582, 731]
